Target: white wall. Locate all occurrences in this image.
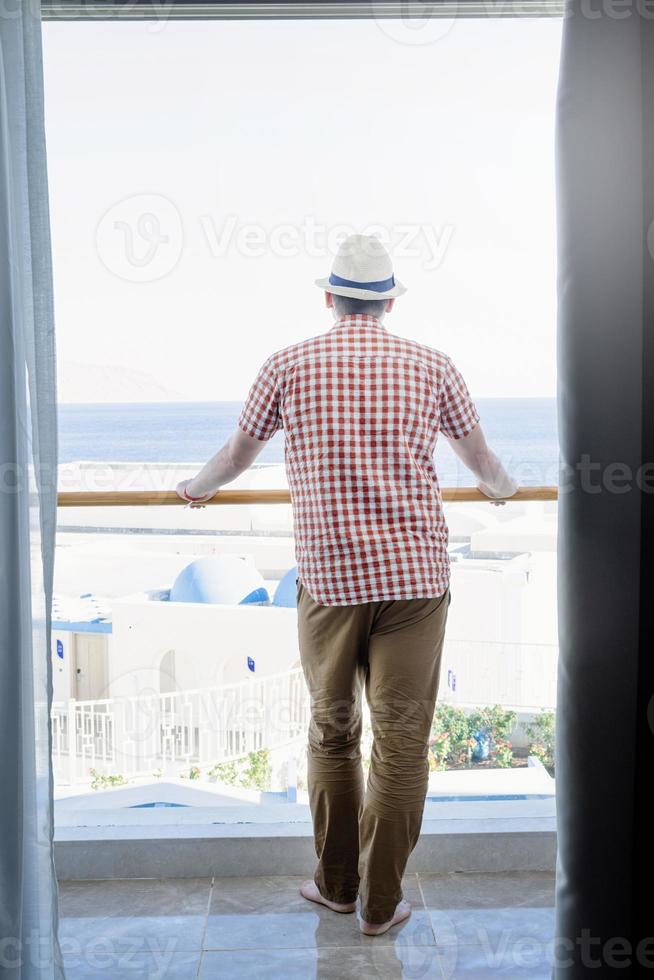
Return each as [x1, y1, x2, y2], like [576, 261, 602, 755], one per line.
[52, 630, 73, 702]
[54, 550, 557, 712]
[109, 594, 300, 701]
[443, 555, 557, 710]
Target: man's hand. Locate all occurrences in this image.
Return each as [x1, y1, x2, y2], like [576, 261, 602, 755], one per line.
[445, 425, 518, 505]
[174, 428, 267, 509]
[175, 479, 213, 508]
[477, 478, 519, 507]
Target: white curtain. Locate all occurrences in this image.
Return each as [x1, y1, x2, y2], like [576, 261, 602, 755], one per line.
[0, 2, 64, 978]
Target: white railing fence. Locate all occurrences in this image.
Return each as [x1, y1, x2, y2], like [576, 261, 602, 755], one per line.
[51, 641, 559, 786]
[51, 667, 310, 785]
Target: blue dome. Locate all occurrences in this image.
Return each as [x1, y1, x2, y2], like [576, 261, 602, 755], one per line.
[170, 556, 270, 606]
[273, 566, 298, 608]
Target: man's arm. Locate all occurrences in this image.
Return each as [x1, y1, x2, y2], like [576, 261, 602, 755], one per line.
[175, 427, 266, 502]
[445, 422, 518, 499]
[176, 354, 283, 503]
[437, 355, 518, 500]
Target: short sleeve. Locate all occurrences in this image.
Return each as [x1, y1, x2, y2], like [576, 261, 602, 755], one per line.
[237, 356, 283, 441]
[438, 356, 480, 440]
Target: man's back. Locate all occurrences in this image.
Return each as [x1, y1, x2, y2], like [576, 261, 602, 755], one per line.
[179, 234, 516, 935]
[238, 313, 480, 605]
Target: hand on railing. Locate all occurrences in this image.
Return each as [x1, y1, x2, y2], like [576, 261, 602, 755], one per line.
[477, 476, 520, 507]
[175, 479, 213, 509]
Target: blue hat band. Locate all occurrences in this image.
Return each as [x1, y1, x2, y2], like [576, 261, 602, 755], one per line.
[329, 272, 395, 293]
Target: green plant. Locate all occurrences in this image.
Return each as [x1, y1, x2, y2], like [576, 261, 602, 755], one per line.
[243, 748, 272, 790]
[429, 731, 451, 771]
[493, 738, 514, 768]
[89, 768, 128, 791]
[431, 704, 470, 765]
[524, 711, 555, 771]
[179, 764, 202, 780]
[530, 742, 549, 766]
[468, 705, 517, 743]
[428, 703, 519, 770]
[209, 760, 239, 783]
[208, 748, 272, 791]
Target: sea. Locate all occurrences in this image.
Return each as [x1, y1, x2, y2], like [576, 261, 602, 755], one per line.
[58, 398, 559, 488]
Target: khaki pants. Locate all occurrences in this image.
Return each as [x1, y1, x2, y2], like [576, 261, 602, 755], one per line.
[296, 579, 450, 924]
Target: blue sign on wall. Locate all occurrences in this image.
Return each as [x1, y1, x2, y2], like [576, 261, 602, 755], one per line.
[56, 639, 64, 660]
[247, 656, 255, 673]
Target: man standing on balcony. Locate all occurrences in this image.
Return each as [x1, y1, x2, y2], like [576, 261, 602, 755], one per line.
[176, 234, 518, 935]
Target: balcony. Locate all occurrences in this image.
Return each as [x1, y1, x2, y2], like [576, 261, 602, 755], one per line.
[46, 378, 562, 966]
[47, 456, 561, 978]
[52, 471, 558, 895]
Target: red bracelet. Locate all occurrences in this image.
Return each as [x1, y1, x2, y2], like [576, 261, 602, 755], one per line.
[183, 486, 208, 502]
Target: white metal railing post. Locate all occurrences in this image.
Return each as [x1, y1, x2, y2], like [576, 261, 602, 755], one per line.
[52, 666, 518, 782]
[67, 698, 77, 784]
[113, 695, 126, 775]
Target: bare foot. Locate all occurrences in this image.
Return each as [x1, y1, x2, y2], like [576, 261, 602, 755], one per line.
[300, 879, 356, 914]
[360, 899, 412, 936]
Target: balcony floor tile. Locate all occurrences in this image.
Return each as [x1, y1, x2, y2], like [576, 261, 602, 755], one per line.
[58, 876, 212, 955]
[58, 876, 213, 916]
[428, 905, 555, 950]
[202, 907, 435, 952]
[208, 872, 424, 914]
[436, 942, 554, 978]
[199, 946, 445, 979]
[59, 914, 208, 957]
[56, 872, 556, 979]
[61, 950, 201, 980]
[204, 872, 432, 951]
[418, 870, 555, 910]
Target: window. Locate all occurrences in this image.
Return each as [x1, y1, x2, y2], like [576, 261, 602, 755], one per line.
[45, 15, 561, 856]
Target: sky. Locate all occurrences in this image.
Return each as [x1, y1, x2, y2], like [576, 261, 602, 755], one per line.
[42, 16, 562, 401]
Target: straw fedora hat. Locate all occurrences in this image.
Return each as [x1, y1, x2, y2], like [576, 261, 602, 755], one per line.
[315, 233, 407, 301]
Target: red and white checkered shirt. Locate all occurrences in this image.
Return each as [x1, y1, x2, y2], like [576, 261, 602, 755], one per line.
[237, 314, 480, 606]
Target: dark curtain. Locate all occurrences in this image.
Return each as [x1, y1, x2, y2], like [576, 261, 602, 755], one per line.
[555, 0, 654, 975]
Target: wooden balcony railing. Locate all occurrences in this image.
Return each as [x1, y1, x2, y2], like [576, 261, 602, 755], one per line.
[56, 487, 558, 507]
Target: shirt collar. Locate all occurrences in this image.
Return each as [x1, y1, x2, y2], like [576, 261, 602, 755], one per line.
[329, 314, 387, 333]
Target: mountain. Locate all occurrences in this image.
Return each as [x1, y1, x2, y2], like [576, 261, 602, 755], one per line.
[58, 361, 187, 403]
